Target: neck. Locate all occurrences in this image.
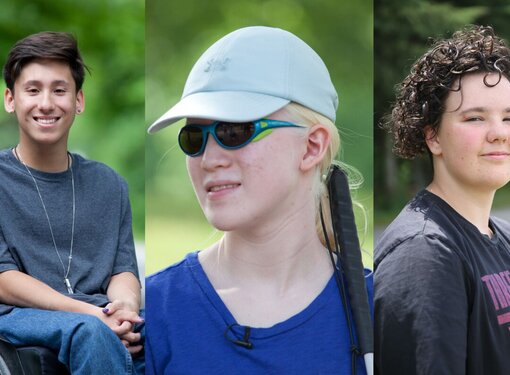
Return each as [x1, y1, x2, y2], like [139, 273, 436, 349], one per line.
[198, 194, 335, 327]
[427, 179, 495, 236]
[14, 143, 70, 172]
[201, 200, 332, 292]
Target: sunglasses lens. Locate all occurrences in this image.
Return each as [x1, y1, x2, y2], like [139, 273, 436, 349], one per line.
[179, 126, 204, 155]
[216, 122, 255, 147]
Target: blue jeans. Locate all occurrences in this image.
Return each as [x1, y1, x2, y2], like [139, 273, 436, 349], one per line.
[0, 307, 145, 374]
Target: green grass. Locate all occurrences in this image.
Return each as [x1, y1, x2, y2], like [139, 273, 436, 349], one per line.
[146, 215, 222, 276]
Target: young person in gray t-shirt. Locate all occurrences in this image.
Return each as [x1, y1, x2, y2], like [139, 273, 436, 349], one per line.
[0, 31, 144, 374]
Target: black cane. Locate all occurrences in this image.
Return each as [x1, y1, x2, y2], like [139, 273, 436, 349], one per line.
[327, 164, 373, 374]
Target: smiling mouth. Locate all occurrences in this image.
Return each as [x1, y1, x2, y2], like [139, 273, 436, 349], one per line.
[34, 116, 59, 125]
[482, 152, 510, 156]
[208, 184, 240, 193]
[481, 152, 510, 161]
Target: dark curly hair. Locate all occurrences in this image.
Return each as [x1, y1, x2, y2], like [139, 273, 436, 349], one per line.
[384, 25, 510, 159]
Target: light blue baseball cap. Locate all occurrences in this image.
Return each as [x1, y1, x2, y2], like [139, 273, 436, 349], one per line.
[148, 26, 338, 134]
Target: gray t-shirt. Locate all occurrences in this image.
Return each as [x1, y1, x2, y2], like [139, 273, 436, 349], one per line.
[0, 148, 139, 315]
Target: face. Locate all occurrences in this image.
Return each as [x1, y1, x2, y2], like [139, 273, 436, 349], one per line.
[186, 112, 311, 233]
[426, 72, 510, 193]
[4, 58, 84, 150]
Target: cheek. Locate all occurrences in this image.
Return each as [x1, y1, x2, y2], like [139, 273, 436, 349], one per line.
[459, 131, 481, 148]
[186, 158, 203, 196]
[15, 96, 32, 110]
[59, 97, 77, 111]
[241, 138, 302, 188]
[442, 127, 481, 158]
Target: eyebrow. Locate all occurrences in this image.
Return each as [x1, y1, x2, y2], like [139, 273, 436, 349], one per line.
[459, 107, 510, 115]
[22, 80, 71, 87]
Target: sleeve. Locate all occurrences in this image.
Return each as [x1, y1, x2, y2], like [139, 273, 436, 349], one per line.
[0, 226, 19, 274]
[374, 234, 469, 375]
[111, 178, 139, 279]
[145, 274, 172, 375]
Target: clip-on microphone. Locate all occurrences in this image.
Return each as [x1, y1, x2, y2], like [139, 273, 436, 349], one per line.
[225, 323, 253, 349]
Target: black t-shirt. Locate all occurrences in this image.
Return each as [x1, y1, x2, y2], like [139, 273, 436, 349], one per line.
[375, 190, 510, 375]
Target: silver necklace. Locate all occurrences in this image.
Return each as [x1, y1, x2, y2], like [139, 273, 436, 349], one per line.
[14, 146, 76, 294]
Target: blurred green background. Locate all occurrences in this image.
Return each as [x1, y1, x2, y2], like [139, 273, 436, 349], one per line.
[146, 0, 374, 275]
[0, 0, 145, 239]
[374, 0, 510, 228]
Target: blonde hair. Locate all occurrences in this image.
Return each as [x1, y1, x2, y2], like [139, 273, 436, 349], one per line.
[278, 102, 363, 250]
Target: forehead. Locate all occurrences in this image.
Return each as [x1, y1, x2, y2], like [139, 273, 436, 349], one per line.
[15, 58, 74, 87]
[444, 72, 510, 112]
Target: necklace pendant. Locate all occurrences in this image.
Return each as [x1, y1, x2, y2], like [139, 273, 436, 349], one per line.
[65, 278, 74, 294]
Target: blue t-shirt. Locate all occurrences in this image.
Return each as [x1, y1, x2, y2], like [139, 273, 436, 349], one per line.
[146, 251, 373, 374]
[0, 149, 139, 315]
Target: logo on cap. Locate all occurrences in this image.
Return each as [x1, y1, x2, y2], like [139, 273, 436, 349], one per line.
[204, 58, 231, 72]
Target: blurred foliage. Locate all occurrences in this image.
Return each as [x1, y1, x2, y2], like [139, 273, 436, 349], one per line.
[0, 0, 145, 238]
[374, 0, 510, 222]
[146, 0, 374, 269]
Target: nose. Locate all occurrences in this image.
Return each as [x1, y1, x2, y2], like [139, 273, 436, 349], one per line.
[38, 90, 55, 112]
[200, 133, 232, 170]
[487, 118, 509, 143]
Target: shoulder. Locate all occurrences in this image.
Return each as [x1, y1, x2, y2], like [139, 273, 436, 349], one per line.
[72, 153, 128, 190]
[0, 148, 11, 161]
[72, 153, 124, 179]
[0, 148, 16, 172]
[146, 252, 201, 294]
[147, 256, 189, 288]
[492, 215, 510, 233]
[491, 216, 510, 247]
[375, 190, 461, 267]
[146, 252, 204, 320]
[0, 149, 28, 191]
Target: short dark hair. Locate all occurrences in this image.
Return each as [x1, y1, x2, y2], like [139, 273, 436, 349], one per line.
[3, 31, 88, 93]
[384, 25, 510, 159]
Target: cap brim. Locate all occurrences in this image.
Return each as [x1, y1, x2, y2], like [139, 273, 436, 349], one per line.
[147, 91, 290, 134]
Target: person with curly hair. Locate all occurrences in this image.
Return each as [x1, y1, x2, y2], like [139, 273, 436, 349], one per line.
[375, 25, 510, 374]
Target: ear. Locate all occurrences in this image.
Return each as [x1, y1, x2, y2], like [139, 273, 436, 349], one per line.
[75, 89, 85, 114]
[300, 124, 330, 172]
[4, 88, 14, 113]
[424, 125, 442, 156]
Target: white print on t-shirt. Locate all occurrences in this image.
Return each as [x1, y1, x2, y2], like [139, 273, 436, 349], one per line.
[482, 270, 510, 332]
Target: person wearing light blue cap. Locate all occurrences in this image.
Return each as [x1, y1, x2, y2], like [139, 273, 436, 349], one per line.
[146, 26, 373, 374]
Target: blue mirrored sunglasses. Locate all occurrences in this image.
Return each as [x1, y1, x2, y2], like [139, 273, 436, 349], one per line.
[178, 119, 305, 156]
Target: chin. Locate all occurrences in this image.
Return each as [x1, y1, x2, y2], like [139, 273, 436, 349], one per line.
[204, 210, 248, 232]
[206, 218, 240, 232]
[493, 179, 510, 191]
[476, 178, 510, 192]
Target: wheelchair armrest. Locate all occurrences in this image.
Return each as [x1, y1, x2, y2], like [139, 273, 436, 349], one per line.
[17, 346, 68, 375]
[0, 336, 68, 375]
[0, 335, 24, 375]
